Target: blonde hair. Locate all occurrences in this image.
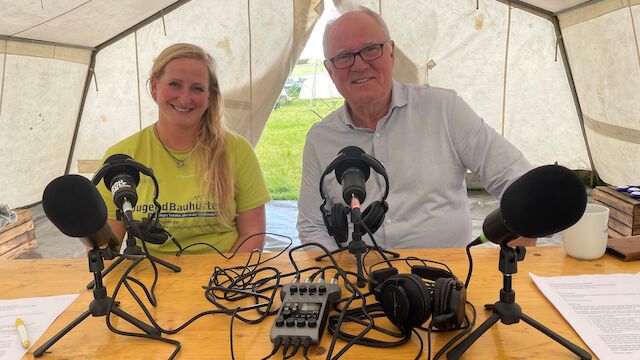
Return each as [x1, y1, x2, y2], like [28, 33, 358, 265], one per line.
[150, 43, 234, 224]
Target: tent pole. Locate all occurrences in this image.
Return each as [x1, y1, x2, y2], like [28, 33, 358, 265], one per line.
[65, 51, 97, 175]
[551, 16, 597, 186]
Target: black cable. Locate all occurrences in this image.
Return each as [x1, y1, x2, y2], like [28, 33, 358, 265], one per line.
[281, 337, 291, 360]
[288, 243, 374, 360]
[176, 232, 293, 260]
[356, 217, 393, 268]
[412, 328, 424, 360]
[103, 256, 182, 359]
[301, 337, 311, 360]
[464, 237, 483, 288]
[284, 337, 301, 359]
[260, 336, 282, 360]
[432, 302, 477, 360]
[230, 306, 241, 360]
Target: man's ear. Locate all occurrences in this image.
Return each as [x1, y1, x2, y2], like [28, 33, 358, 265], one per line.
[389, 40, 395, 60]
[324, 60, 335, 81]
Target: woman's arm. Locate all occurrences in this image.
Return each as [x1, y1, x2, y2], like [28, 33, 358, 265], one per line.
[84, 219, 126, 252]
[232, 205, 266, 253]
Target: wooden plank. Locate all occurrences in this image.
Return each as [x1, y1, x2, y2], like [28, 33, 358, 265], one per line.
[0, 229, 35, 255]
[78, 159, 101, 173]
[608, 227, 625, 238]
[0, 238, 37, 259]
[0, 221, 34, 246]
[0, 209, 32, 234]
[594, 186, 640, 216]
[593, 199, 637, 227]
[593, 188, 634, 215]
[608, 216, 633, 236]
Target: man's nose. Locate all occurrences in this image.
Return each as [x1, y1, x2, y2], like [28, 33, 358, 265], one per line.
[351, 53, 370, 70]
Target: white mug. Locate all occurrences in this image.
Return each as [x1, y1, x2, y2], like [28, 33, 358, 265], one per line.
[562, 203, 610, 260]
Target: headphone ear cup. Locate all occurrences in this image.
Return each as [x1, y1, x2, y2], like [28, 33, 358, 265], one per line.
[380, 274, 431, 329]
[361, 200, 388, 233]
[329, 203, 349, 244]
[368, 267, 398, 298]
[433, 278, 466, 331]
[137, 217, 168, 245]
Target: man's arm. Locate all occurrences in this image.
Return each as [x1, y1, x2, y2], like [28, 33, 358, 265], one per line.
[448, 94, 537, 246]
[297, 136, 340, 251]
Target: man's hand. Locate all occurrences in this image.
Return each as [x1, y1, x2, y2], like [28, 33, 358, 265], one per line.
[508, 237, 537, 247]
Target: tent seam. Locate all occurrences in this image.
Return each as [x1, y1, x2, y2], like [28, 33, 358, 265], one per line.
[629, 5, 640, 69]
[10, 0, 93, 37]
[0, 41, 6, 117]
[134, 32, 142, 131]
[501, 2, 512, 136]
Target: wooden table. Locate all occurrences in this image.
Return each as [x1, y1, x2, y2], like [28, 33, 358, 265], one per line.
[1, 246, 637, 359]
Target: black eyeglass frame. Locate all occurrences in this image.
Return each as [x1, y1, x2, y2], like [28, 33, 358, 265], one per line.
[325, 41, 391, 69]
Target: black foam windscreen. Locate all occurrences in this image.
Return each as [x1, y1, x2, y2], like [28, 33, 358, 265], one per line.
[500, 165, 587, 237]
[334, 146, 371, 183]
[43, 174, 108, 237]
[103, 154, 140, 191]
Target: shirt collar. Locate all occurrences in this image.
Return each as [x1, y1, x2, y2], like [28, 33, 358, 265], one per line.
[340, 80, 409, 129]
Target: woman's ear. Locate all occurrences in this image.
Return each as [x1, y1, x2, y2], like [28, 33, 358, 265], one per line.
[150, 78, 158, 101]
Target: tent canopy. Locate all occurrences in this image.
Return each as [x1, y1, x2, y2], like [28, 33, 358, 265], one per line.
[1, 0, 639, 208]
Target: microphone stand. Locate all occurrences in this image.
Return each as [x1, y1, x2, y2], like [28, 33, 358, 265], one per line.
[446, 244, 592, 360]
[316, 198, 399, 288]
[86, 209, 181, 305]
[34, 247, 160, 357]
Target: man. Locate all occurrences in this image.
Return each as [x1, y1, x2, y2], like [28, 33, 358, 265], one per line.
[297, 9, 532, 250]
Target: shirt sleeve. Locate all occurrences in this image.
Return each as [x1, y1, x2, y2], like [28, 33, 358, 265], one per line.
[232, 135, 271, 213]
[296, 130, 340, 251]
[448, 93, 532, 199]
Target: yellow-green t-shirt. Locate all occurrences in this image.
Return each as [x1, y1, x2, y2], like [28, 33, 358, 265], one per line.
[97, 125, 271, 255]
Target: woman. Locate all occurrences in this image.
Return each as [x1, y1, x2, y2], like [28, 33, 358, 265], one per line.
[97, 43, 270, 255]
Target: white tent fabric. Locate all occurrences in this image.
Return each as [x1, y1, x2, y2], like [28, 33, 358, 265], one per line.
[1, 0, 639, 209]
[297, 72, 341, 99]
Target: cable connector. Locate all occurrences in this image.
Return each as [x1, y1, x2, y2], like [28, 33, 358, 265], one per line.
[301, 337, 312, 359]
[281, 336, 292, 358]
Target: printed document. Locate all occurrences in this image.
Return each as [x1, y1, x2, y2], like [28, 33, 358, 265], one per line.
[0, 294, 79, 360]
[530, 273, 640, 360]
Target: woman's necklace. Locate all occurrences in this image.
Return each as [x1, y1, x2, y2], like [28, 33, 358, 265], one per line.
[153, 123, 195, 168]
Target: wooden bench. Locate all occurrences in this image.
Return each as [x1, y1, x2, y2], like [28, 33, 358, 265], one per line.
[0, 210, 37, 258]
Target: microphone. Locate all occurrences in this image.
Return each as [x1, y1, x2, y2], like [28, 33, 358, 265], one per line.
[334, 146, 372, 205]
[102, 154, 141, 213]
[42, 174, 120, 253]
[479, 165, 587, 245]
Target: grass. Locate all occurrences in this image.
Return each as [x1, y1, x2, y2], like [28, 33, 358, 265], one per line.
[256, 98, 344, 200]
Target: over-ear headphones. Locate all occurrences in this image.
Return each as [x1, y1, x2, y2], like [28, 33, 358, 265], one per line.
[319, 147, 390, 244]
[368, 263, 467, 331]
[92, 154, 156, 194]
[92, 154, 165, 243]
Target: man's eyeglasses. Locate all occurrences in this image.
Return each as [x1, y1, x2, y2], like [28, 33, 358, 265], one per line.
[327, 42, 389, 69]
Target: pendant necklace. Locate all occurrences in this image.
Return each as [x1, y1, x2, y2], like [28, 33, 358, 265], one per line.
[153, 123, 195, 168]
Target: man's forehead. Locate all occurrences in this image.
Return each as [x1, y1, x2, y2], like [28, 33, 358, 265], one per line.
[325, 17, 386, 55]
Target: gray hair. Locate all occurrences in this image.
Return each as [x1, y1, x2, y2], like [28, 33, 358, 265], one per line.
[323, 6, 391, 58]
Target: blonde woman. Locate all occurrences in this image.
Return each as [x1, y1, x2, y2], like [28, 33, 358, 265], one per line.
[97, 43, 270, 255]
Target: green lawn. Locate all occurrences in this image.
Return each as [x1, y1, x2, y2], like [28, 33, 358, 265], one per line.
[256, 98, 343, 200]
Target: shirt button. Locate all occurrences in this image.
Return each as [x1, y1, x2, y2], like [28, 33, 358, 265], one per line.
[386, 218, 392, 224]
[375, 133, 381, 137]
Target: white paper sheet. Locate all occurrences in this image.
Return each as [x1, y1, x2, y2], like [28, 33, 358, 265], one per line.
[530, 272, 640, 360]
[0, 294, 79, 360]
